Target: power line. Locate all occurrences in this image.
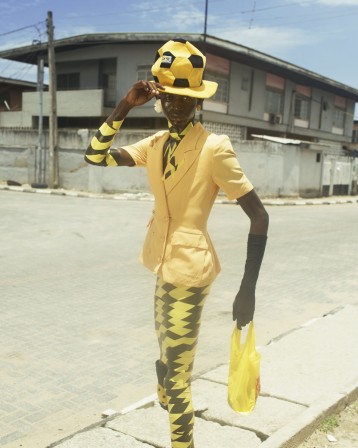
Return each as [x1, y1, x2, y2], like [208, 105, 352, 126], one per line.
[0, 21, 46, 38]
[240, 1, 312, 14]
[52, 3, 358, 31]
[247, 9, 358, 28]
[0, 2, 356, 51]
[249, 1, 257, 29]
[0, 1, 356, 32]
[12, 63, 35, 81]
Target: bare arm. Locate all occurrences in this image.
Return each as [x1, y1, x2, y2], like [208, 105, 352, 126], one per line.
[84, 81, 164, 167]
[236, 189, 269, 235]
[233, 189, 269, 328]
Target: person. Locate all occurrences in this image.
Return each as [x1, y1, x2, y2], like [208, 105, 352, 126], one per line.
[85, 39, 269, 448]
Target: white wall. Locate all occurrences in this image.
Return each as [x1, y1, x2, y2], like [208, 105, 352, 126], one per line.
[0, 128, 355, 197]
[0, 111, 32, 127]
[234, 141, 286, 196]
[299, 149, 322, 196]
[23, 89, 104, 117]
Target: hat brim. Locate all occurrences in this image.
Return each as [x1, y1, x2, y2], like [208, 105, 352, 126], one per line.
[158, 80, 218, 99]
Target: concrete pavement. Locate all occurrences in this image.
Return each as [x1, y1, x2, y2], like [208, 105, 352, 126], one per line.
[0, 186, 357, 447]
[51, 304, 358, 448]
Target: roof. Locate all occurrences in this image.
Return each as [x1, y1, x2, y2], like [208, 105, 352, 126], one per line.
[251, 134, 302, 145]
[0, 76, 37, 88]
[0, 32, 358, 100]
[251, 134, 332, 147]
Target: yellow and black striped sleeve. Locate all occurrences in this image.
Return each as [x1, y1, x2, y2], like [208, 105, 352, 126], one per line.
[84, 120, 123, 166]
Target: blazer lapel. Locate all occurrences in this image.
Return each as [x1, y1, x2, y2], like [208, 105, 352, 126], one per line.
[147, 131, 169, 205]
[164, 123, 209, 195]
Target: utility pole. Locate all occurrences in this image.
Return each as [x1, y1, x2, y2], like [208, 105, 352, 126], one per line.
[36, 56, 46, 185]
[199, 0, 209, 126]
[47, 10, 58, 188]
[203, 0, 209, 54]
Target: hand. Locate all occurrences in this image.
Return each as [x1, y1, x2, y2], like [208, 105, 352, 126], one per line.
[232, 283, 255, 330]
[124, 80, 164, 108]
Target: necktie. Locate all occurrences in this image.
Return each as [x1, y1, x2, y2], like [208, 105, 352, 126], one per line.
[163, 122, 193, 180]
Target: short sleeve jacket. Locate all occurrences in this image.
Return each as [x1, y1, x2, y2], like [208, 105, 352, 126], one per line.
[122, 122, 253, 287]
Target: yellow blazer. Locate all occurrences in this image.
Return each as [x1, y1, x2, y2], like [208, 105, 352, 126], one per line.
[122, 123, 253, 287]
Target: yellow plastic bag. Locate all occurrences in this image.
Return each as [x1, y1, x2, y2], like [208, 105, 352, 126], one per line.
[228, 321, 261, 414]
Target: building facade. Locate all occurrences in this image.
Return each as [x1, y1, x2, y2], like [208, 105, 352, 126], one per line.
[0, 33, 357, 197]
[0, 77, 38, 127]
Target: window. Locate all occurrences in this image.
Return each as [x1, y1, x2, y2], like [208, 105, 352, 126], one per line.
[265, 90, 283, 114]
[294, 98, 310, 120]
[265, 74, 284, 116]
[103, 73, 116, 107]
[57, 73, 80, 90]
[333, 96, 347, 129]
[333, 109, 345, 128]
[99, 58, 117, 107]
[137, 65, 153, 81]
[294, 85, 311, 121]
[352, 129, 358, 143]
[205, 53, 230, 103]
[0, 90, 11, 110]
[205, 72, 229, 103]
[241, 76, 250, 92]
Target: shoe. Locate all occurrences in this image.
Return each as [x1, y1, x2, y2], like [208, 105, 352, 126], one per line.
[155, 360, 168, 411]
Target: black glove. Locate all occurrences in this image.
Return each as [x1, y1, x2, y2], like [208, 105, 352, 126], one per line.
[233, 234, 267, 329]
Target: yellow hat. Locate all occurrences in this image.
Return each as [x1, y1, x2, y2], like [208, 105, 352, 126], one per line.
[152, 39, 218, 99]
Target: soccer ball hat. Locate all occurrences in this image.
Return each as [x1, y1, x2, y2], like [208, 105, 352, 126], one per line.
[152, 39, 218, 99]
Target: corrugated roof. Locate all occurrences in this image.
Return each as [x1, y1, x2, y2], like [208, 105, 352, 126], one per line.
[251, 134, 302, 145]
[251, 134, 333, 147]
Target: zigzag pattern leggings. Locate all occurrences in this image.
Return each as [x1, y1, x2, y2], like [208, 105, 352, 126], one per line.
[154, 277, 211, 448]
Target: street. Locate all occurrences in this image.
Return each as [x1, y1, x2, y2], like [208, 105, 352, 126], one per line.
[0, 190, 357, 448]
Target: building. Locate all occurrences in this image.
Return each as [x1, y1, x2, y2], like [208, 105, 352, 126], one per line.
[0, 77, 39, 126]
[0, 33, 357, 197]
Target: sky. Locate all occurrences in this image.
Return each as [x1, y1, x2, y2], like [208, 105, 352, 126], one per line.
[0, 0, 358, 116]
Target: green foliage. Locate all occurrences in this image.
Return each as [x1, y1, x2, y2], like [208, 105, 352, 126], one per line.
[319, 415, 340, 433]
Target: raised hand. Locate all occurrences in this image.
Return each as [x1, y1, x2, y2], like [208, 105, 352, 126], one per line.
[107, 81, 165, 123]
[124, 80, 164, 108]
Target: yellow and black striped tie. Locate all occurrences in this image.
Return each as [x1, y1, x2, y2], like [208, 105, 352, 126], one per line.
[163, 122, 193, 180]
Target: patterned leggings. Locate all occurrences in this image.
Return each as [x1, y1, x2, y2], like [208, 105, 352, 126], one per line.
[154, 277, 210, 448]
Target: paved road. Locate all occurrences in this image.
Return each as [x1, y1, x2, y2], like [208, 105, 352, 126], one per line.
[0, 191, 357, 447]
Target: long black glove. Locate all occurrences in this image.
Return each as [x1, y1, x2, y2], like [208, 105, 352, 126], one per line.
[233, 234, 267, 329]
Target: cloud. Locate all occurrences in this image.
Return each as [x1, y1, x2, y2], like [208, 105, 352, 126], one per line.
[315, 0, 358, 5]
[0, 1, 20, 14]
[56, 26, 98, 39]
[0, 37, 37, 51]
[133, 0, 205, 31]
[0, 0, 44, 16]
[299, 0, 358, 5]
[0, 59, 38, 81]
[166, 8, 204, 29]
[212, 24, 317, 56]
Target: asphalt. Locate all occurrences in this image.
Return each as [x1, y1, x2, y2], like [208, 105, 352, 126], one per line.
[1, 183, 357, 448]
[46, 304, 358, 448]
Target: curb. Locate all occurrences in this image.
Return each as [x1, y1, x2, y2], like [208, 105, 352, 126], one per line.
[46, 394, 158, 448]
[48, 306, 357, 448]
[1, 184, 358, 206]
[260, 381, 358, 448]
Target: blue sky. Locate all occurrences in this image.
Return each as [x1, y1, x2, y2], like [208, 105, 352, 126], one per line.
[1, 0, 358, 116]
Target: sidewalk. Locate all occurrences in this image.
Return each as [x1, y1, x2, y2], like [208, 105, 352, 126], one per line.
[48, 304, 358, 448]
[1, 182, 358, 206]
